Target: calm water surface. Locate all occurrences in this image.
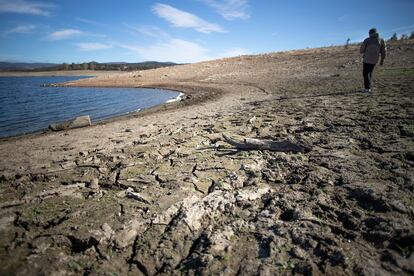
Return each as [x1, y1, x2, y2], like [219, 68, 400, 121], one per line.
[0, 76, 180, 137]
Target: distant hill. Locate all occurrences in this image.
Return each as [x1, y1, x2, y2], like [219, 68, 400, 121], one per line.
[0, 61, 178, 72]
[0, 62, 58, 71]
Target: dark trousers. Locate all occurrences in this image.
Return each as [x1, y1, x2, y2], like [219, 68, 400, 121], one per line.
[363, 62, 376, 89]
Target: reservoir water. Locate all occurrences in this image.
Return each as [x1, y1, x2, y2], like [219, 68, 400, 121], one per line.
[0, 76, 180, 138]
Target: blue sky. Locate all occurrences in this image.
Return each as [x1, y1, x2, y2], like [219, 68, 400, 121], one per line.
[0, 0, 413, 63]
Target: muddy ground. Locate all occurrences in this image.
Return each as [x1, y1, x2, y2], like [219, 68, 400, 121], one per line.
[0, 40, 413, 275]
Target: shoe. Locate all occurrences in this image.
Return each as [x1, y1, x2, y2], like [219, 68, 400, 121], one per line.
[361, 88, 371, 93]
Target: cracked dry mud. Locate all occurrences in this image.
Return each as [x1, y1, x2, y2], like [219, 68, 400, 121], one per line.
[0, 40, 413, 275]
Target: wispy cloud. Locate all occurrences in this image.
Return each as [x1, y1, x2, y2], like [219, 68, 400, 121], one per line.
[6, 24, 37, 34]
[76, 17, 107, 27]
[0, 0, 53, 16]
[76, 42, 113, 51]
[391, 24, 414, 32]
[152, 3, 226, 34]
[45, 29, 83, 41]
[117, 38, 212, 63]
[124, 24, 170, 40]
[201, 0, 250, 20]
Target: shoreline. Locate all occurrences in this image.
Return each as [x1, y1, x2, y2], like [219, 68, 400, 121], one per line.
[0, 85, 190, 142]
[0, 80, 227, 143]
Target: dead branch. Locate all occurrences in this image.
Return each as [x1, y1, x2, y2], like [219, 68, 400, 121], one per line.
[222, 134, 310, 153]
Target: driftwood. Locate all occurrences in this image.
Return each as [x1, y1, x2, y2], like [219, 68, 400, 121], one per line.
[49, 115, 91, 131]
[222, 134, 310, 153]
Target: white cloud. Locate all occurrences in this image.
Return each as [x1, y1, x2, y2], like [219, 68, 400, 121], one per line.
[0, 0, 53, 16]
[152, 3, 226, 34]
[137, 26, 167, 38]
[6, 24, 36, 34]
[201, 0, 250, 20]
[76, 42, 113, 51]
[118, 38, 212, 63]
[117, 37, 249, 63]
[45, 29, 83, 40]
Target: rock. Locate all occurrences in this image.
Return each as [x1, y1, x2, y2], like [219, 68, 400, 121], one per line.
[291, 247, 306, 259]
[248, 116, 257, 124]
[114, 219, 146, 249]
[49, 115, 91, 131]
[88, 223, 114, 246]
[182, 192, 234, 231]
[292, 207, 314, 221]
[235, 186, 272, 202]
[98, 167, 108, 175]
[152, 195, 199, 225]
[208, 226, 234, 254]
[101, 223, 115, 240]
[156, 186, 272, 232]
[88, 178, 99, 190]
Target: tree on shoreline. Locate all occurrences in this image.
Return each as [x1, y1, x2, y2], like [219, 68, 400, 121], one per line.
[389, 33, 398, 41]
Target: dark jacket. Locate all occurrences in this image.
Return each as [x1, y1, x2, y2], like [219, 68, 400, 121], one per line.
[360, 33, 386, 64]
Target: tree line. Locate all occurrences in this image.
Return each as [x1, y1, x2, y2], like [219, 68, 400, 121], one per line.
[388, 31, 414, 42]
[53, 61, 177, 71]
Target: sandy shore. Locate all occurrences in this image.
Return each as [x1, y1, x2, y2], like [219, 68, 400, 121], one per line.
[0, 40, 413, 275]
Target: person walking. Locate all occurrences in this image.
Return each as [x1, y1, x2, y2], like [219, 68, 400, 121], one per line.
[360, 28, 386, 92]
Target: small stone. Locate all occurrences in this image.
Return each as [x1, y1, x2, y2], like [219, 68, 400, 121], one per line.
[89, 178, 99, 190]
[114, 220, 145, 249]
[101, 223, 114, 240]
[117, 190, 127, 198]
[248, 116, 257, 124]
[291, 247, 306, 259]
[98, 167, 108, 174]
